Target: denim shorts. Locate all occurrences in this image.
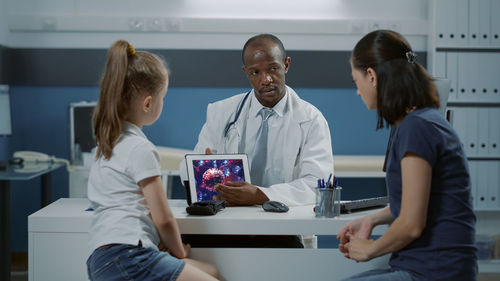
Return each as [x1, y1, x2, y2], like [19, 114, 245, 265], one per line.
[87, 243, 186, 281]
[341, 268, 419, 281]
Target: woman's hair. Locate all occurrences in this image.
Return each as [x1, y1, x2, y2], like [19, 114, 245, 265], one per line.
[93, 40, 169, 160]
[351, 30, 440, 129]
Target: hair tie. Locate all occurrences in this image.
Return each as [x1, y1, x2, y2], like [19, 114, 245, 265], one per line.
[127, 44, 136, 57]
[405, 51, 417, 64]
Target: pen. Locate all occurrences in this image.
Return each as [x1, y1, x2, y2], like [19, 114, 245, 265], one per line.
[326, 173, 332, 188]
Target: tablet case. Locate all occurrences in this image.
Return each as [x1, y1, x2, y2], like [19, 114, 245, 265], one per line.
[186, 200, 226, 216]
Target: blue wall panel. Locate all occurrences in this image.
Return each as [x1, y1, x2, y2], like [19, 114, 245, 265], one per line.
[5, 86, 388, 251]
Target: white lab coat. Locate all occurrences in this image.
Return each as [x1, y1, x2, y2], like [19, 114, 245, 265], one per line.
[182, 86, 334, 206]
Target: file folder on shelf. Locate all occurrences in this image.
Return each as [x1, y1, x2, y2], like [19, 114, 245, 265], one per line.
[435, 0, 450, 46]
[478, 0, 492, 46]
[487, 161, 500, 209]
[456, 0, 469, 46]
[446, 52, 458, 102]
[477, 108, 489, 157]
[469, 0, 480, 46]
[488, 109, 500, 156]
[465, 108, 479, 157]
[491, 0, 500, 46]
[476, 160, 488, 209]
[448, 107, 467, 151]
[433, 52, 446, 79]
[469, 161, 478, 208]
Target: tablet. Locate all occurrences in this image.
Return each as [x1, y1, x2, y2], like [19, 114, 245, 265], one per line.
[185, 154, 251, 204]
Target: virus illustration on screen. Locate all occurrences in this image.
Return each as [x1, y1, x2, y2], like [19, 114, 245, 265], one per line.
[193, 159, 245, 201]
[202, 168, 225, 191]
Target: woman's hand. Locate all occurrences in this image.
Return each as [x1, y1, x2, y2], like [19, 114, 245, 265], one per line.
[337, 216, 375, 256]
[342, 232, 376, 262]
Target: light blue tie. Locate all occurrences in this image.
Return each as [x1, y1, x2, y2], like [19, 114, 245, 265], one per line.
[251, 108, 274, 187]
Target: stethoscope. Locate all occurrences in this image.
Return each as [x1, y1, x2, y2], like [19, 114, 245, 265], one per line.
[223, 90, 251, 138]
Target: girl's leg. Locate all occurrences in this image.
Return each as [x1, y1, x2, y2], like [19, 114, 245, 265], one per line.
[176, 259, 219, 281]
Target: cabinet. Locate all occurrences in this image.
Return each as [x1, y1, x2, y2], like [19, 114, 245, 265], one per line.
[429, 0, 500, 211]
[430, 0, 500, 272]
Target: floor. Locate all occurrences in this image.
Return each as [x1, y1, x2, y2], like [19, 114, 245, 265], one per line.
[11, 253, 27, 281]
[11, 271, 28, 281]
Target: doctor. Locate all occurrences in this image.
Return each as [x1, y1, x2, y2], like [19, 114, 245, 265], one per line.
[192, 34, 334, 207]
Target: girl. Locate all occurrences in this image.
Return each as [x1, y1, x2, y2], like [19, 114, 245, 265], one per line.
[338, 30, 477, 281]
[86, 40, 219, 281]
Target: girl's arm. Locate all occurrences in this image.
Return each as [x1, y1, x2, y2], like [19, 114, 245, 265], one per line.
[140, 176, 187, 259]
[344, 153, 432, 261]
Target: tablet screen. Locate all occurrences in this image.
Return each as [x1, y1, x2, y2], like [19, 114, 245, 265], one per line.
[185, 154, 250, 203]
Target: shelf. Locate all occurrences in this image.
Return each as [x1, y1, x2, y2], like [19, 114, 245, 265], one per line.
[447, 101, 500, 106]
[479, 259, 500, 273]
[436, 47, 500, 53]
[467, 157, 500, 161]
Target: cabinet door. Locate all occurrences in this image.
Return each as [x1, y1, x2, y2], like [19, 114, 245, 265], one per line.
[31, 232, 90, 281]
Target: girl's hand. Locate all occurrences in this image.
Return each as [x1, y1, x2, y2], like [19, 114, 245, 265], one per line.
[182, 243, 191, 258]
[158, 241, 169, 252]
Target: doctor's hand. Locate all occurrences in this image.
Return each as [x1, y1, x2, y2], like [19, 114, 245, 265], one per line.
[214, 181, 269, 206]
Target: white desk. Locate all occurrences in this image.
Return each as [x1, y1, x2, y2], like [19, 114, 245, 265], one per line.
[29, 198, 389, 281]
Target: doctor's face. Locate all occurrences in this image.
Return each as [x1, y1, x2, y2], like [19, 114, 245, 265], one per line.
[242, 42, 290, 108]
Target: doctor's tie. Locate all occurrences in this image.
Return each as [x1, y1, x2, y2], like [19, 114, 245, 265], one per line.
[251, 107, 274, 187]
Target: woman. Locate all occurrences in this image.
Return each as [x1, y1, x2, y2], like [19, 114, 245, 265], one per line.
[337, 30, 477, 281]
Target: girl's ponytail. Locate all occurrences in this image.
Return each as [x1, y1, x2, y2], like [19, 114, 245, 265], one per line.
[93, 40, 130, 160]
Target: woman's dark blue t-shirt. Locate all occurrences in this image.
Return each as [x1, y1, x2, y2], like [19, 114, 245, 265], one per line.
[386, 107, 477, 281]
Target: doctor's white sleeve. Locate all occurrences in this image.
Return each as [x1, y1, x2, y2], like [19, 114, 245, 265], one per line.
[258, 114, 334, 206]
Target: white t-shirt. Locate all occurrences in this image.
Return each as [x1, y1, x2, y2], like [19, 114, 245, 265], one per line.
[87, 122, 161, 252]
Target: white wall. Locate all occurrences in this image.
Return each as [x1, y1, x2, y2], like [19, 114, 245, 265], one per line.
[5, 0, 429, 50]
[0, 0, 8, 44]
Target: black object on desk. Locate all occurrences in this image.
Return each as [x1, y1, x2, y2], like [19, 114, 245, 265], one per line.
[262, 201, 289, 213]
[340, 196, 389, 214]
[0, 162, 64, 281]
[186, 200, 226, 215]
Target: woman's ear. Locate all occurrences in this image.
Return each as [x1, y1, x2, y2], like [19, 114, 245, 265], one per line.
[366, 67, 377, 87]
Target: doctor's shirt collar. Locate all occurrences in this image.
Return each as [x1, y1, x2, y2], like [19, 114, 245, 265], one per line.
[249, 87, 288, 118]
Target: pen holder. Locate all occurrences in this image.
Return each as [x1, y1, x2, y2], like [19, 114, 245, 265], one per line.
[315, 186, 341, 218]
